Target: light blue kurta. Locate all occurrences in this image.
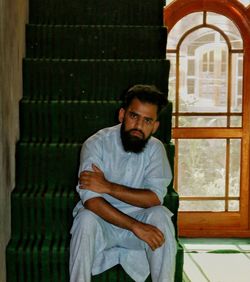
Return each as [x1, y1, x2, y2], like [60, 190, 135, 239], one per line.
[71, 124, 174, 281]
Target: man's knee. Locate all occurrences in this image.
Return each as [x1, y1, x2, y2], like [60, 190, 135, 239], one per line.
[146, 206, 174, 231]
[71, 209, 100, 236]
[147, 206, 169, 220]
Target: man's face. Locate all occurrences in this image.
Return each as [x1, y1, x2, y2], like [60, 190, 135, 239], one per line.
[119, 98, 159, 153]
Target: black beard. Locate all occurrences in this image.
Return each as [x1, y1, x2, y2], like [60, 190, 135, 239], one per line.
[120, 122, 150, 153]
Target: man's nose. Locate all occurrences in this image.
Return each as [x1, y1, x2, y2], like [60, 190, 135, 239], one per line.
[134, 117, 144, 129]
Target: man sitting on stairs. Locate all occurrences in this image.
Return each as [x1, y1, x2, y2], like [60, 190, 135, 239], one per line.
[69, 84, 177, 282]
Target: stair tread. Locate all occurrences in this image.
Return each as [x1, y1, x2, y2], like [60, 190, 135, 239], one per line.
[29, 0, 164, 25]
[27, 24, 167, 28]
[23, 59, 170, 100]
[19, 100, 172, 143]
[26, 24, 167, 59]
[24, 58, 168, 62]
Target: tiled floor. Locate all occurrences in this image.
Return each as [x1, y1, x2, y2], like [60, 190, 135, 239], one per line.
[180, 238, 250, 282]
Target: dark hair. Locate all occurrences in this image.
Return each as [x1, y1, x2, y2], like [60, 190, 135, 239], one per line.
[122, 84, 168, 116]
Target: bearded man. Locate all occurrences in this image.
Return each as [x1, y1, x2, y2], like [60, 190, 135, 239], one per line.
[69, 84, 177, 282]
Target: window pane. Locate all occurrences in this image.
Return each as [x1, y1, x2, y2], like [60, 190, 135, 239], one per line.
[179, 28, 228, 113]
[207, 12, 243, 49]
[231, 53, 243, 113]
[230, 116, 242, 127]
[165, 0, 175, 6]
[179, 116, 227, 127]
[168, 53, 176, 110]
[172, 116, 176, 128]
[167, 13, 203, 49]
[178, 139, 226, 197]
[229, 139, 241, 197]
[238, 0, 250, 7]
[228, 200, 239, 212]
[180, 200, 225, 212]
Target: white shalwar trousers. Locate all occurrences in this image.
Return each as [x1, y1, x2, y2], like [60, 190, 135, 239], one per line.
[69, 206, 177, 282]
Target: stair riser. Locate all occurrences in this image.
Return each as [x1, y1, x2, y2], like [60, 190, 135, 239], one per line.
[19, 100, 172, 143]
[16, 142, 174, 188]
[19, 101, 120, 143]
[29, 0, 165, 25]
[7, 239, 183, 282]
[16, 143, 81, 187]
[10, 190, 177, 238]
[11, 190, 76, 237]
[26, 25, 167, 59]
[7, 237, 70, 282]
[23, 59, 170, 100]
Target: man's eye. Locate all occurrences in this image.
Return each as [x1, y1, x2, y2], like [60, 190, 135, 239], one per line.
[129, 112, 138, 119]
[144, 118, 153, 125]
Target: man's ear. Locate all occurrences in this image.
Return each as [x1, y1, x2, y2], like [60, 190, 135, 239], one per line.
[152, 121, 160, 134]
[118, 108, 125, 123]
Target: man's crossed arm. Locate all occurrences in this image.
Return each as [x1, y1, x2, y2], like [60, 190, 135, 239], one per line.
[79, 164, 165, 251]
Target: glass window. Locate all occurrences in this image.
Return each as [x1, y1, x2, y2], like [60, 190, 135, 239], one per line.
[229, 139, 241, 197]
[178, 138, 240, 212]
[165, 0, 175, 5]
[167, 53, 176, 109]
[164, 0, 249, 236]
[238, 0, 250, 6]
[180, 200, 226, 212]
[179, 116, 227, 127]
[168, 12, 243, 128]
[207, 12, 243, 49]
[231, 53, 243, 113]
[179, 28, 228, 113]
[178, 139, 226, 198]
[167, 13, 203, 49]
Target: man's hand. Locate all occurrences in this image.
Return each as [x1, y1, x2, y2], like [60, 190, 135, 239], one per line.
[79, 164, 110, 194]
[132, 221, 165, 251]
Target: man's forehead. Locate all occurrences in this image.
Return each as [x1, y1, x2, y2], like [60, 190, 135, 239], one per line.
[127, 98, 158, 117]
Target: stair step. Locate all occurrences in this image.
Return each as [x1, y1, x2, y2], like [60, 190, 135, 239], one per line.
[29, 0, 164, 25]
[13, 143, 176, 239]
[10, 188, 177, 239]
[11, 188, 76, 237]
[19, 100, 119, 142]
[26, 25, 167, 59]
[6, 236, 183, 282]
[11, 144, 175, 239]
[16, 140, 174, 188]
[10, 185, 177, 238]
[19, 100, 172, 143]
[16, 142, 81, 187]
[6, 236, 70, 282]
[23, 59, 170, 100]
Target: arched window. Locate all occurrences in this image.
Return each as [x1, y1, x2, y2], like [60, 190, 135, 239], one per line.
[164, 0, 250, 237]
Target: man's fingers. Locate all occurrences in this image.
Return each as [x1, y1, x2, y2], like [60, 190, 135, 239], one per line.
[79, 171, 92, 187]
[80, 170, 92, 176]
[148, 237, 163, 251]
[134, 223, 165, 251]
[92, 164, 102, 173]
[149, 236, 165, 251]
[146, 226, 165, 250]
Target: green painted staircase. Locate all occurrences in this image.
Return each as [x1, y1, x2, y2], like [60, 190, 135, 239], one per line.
[6, 0, 183, 281]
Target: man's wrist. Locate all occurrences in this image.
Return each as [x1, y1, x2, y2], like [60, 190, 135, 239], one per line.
[108, 182, 125, 197]
[107, 181, 117, 195]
